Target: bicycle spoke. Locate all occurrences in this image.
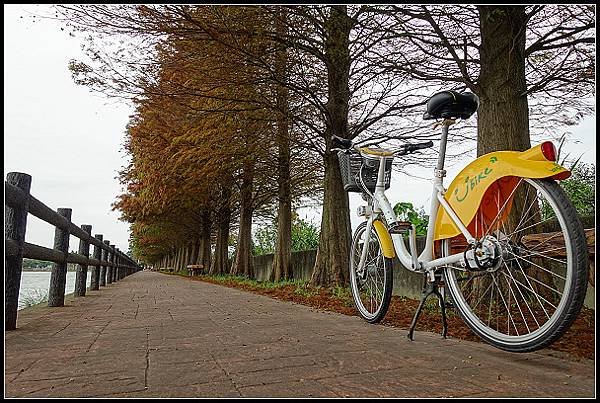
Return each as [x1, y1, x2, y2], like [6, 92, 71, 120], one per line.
[487, 275, 495, 326]
[502, 270, 531, 333]
[519, 245, 567, 258]
[506, 251, 566, 281]
[504, 216, 557, 240]
[526, 232, 565, 252]
[483, 178, 523, 238]
[511, 254, 553, 318]
[503, 272, 557, 312]
[443, 177, 583, 350]
[512, 181, 534, 233]
[469, 279, 494, 312]
[521, 270, 563, 297]
[503, 262, 541, 328]
[351, 223, 390, 320]
[514, 245, 567, 265]
[490, 273, 519, 336]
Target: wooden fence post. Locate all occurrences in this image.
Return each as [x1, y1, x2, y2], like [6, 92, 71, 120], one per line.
[5, 172, 32, 330]
[121, 253, 126, 279]
[48, 208, 72, 307]
[90, 234, 103, 290]
[115, 250, 120, 280]
[74, 224, 92, 297]
[119, 252, 124, 278]
[111, 245, 117, 282]
[115, 248, 120, 281]
[114, 247, 118, 282]
[100, 240, 110, 286]
[113, 247, 118, 282]
[107, 243, 114, 284]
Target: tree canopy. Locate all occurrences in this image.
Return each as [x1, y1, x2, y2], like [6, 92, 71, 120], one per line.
[55, 4, 595, 285]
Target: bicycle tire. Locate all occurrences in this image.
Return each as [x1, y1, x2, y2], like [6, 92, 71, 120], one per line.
[442, 178, 589, 352]
[349, 220, 394, 323]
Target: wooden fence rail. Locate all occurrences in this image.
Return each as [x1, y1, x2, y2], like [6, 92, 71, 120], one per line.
[4, 172, 142, 330]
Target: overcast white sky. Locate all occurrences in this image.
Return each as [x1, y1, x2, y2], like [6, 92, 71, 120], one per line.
[4, 5, 596, 254]
[4, 5, 133, 253]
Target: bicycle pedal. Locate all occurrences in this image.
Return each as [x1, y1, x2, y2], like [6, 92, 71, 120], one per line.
[389, 222, 411, 234]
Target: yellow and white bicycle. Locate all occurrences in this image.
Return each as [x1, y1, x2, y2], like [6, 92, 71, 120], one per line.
[334, 90, 589, 352]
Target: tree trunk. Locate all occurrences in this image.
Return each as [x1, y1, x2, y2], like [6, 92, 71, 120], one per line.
[178, 246, 184, 271]
[271, 10, 292, 282]
[310, 6, 354, 287]
[174, 247, 180, 271]
[231, 160, 255, 278]
[184, 243, 191, 269]
[272, 181, 292, 282]
[472, 7, 555, 303]
[211, 186, 232, 275]
[189, 238, 199, 268]
[311, 153, 352, 286]
[198, 210, 212, 271]
[477, 6, 531, 156]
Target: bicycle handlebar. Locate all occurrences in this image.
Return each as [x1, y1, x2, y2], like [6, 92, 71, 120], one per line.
[402, 140, 434, 154]
[331, 135, 353, 150]
[333, 136, 434, 157]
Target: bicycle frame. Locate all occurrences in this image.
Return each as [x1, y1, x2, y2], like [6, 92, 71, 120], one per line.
[357, 120, 473, 281]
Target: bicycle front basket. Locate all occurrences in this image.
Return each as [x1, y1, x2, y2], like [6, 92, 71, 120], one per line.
[338, 151, 392, 193]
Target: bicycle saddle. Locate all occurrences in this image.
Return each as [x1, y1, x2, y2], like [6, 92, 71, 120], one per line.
[423, 90, 479, 120]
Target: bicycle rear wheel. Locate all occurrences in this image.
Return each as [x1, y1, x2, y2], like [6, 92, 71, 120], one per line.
[442, 178, 589, 352]
[349, 221, 393, 323]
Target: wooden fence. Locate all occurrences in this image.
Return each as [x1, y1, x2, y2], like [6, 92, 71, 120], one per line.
[4, 172, 142, 330]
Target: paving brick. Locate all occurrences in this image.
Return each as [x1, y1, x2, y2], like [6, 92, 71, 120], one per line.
[4, 270, 594, 398]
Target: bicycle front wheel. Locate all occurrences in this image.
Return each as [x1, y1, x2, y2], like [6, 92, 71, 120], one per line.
[442, 178, 589, 352]
[350, 220, 394, 323]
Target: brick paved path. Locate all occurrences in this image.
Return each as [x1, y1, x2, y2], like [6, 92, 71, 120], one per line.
[4, 270, 594, 397]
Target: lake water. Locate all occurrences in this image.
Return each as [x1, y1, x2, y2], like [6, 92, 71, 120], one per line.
[18, 271, 91, 310]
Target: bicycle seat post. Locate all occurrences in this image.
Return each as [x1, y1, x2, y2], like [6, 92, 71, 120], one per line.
[435, 118, 455, 179]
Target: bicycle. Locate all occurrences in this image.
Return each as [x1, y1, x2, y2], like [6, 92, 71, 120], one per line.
[333, 90, 589, 353]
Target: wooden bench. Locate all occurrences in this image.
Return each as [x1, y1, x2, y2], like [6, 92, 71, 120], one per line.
[186, 264, 204, 276]
[522, 228, 595, 287]
[448, 228, 595, 287]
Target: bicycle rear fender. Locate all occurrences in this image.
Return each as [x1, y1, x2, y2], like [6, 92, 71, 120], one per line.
[434, 143, 571, 241]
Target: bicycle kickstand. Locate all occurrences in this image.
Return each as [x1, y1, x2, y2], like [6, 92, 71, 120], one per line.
[407, 273, 448, 341]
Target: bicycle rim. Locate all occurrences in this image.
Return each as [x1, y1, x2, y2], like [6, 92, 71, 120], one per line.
[443, 178, 587, 351]
[350, 221, 392, 322]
